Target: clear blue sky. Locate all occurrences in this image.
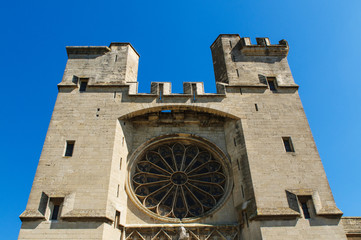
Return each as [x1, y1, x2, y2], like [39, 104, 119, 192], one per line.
[1, 0, 360, 238]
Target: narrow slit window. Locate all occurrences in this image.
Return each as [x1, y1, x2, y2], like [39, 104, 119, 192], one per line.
[267, 77, 277, 92]
[282, 137, 294, 152]
[159, 84, 164, 101]
[51, 205, 60, 220]
[237, 159, 241, 171]
[192, 84, 197, 102]
[79, 78, 88, 92]
[255, 104, 258, 111]
[50, 198, 63, 221]
[65, 141, 75, 157]
[115, 210, 121, 228]
[298, 196, 312, 219]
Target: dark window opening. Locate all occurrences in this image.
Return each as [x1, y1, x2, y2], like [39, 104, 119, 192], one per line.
[241, 185, 245, 198]
[298, 196, 312, 219]
[237, 159, 241, 171]
[50, 198, 63, 221]
[267, 77, 277, 92]
[255, 104, 258, 111]
[192, 84, 197, 102]
[115, 210, 121, 228]
[51, 205, 60, 220]
[65, 141, 75, 157]
[282, 137, 294, 152]
[301, 202, 310, 219]
[79, 78, 88, 92]
[234, 138, 237, 146]
[159, 84, 164, 101]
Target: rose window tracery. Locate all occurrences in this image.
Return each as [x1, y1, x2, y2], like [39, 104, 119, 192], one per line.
[131, 142, 227, 220]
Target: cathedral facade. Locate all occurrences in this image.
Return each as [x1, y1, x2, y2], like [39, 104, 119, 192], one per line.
[18, 34, 360, 239]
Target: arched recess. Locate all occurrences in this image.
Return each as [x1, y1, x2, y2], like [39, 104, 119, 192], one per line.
[118, 105, 240, 120]
[115, 106, 242, 224]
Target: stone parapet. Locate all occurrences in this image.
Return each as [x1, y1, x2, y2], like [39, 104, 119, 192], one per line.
[240, 38, 289, 56]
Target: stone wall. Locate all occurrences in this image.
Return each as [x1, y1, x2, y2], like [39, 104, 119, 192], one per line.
[18, 36, 352, 239]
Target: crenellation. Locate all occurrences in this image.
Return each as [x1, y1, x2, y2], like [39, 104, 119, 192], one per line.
[239, 37, 289, 56]
[19, 35, 356, 240]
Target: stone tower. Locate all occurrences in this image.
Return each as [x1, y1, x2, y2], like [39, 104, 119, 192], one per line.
[18, 35, 360, 240]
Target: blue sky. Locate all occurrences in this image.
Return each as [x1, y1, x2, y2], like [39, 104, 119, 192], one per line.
[1, 0, 361, 238]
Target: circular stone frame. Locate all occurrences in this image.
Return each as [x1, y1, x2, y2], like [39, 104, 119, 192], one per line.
[126, 134, 233, 223]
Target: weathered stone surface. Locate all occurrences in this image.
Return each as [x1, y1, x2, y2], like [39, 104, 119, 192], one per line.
[18, 35, 356, 240]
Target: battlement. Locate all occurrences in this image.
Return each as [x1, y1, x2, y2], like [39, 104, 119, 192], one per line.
[239, 37, 288, 56]
[211, 34, 288, 56]
[59, 35, 297, 95]
[66, 42, 139, 57]
[61, 42, 139, 86]
[211, 34, 294, 86]
[20, 34, 352, 240]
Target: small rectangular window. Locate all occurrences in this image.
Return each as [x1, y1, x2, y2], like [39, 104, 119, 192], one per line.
[50, 198, 63, 221]
[51, 205, 60, 220]
[159, 83, 164, 101]
[267, 77, 277, 92]
[298, 196, 312, 219]
[65, 140, 75, 157]
[192, 84, 197, 102]
[79, 78, 88, 92]
[282, 137, 294, 152]
[114, 210, 121, 228]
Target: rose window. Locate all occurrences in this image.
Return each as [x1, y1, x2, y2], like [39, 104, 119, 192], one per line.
[132, 142, 227, 219]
